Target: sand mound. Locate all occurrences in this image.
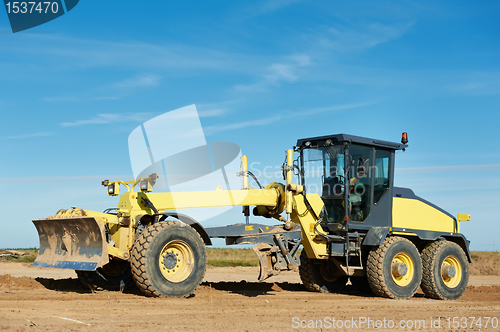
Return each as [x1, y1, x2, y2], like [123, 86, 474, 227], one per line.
[470, 256, 500, 276]
[0, 274, 44, 290]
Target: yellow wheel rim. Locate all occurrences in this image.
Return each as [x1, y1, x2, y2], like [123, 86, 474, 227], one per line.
[158, 240, 194, 283]
[391, 253, 414, 287]
[441, 255, 462, 288]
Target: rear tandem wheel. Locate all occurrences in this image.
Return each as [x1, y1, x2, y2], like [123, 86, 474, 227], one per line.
[420, 240, 469, 300]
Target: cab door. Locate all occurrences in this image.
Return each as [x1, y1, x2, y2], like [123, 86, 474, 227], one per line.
[349, 147, 394, 229]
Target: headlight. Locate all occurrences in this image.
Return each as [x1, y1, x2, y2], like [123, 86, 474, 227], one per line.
[107, 183, 119, 196]
[140, 179, 152, 192]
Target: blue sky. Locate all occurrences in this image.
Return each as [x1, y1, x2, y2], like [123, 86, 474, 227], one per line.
[0, 0, 499, 250]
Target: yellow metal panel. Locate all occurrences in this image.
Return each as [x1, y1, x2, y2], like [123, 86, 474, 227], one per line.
[291, 193, 328, 259]
[241, 155, 249, 189]
[107, 245, 130, 260]
[391, 231, 418, 237]
[110, 225, 130, 251]
[117, 192, 142, 212]
[392, 197, 455, 232]
[145, 188, 279, 210]
[457, 214, 471, 222]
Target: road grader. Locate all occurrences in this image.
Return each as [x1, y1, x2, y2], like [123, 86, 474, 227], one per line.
[33, 133, 471, 300]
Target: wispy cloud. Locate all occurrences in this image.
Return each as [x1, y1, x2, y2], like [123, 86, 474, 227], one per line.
[196, 99, 242, 116]
[204, 115, 282, 134]
[3, 132, 55, 139]
[447, 71, 500, 96]
[112, 75, 161, 89]
[57, 102, 227, 128]
[0, 175, 131, 185]
[198, 109, 227, 117]
[4, 23, 412, 100]
[397, 175, 499, 193]
[235, 54, 311, 92]
[316, 22, 414, 53]
[204, 101, 378, 135]
[4, 34, 241, 72]
[302, 101, 383, 115]
[43, 95, 120, 102]
[256, 0, 302, 14]
[60, 113, 151, 127]
[44, 74, 161, 103]
[397, 164, 500, 174]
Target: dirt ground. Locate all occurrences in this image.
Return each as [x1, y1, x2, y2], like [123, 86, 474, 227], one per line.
[0, 263, 499, 332]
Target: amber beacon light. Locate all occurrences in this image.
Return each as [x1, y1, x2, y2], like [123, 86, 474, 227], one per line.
[401, 132, 408, 144]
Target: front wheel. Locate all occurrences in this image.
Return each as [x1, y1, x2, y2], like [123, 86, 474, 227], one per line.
[299, 250, 348, 293]
[130, 220, 206, 298]
[366, 236, 422, 299]
[420, 240, 469, 300]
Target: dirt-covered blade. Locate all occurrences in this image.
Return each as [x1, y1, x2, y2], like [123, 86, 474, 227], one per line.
[253, 243, 280, 282]
[33, 217, 109, 271]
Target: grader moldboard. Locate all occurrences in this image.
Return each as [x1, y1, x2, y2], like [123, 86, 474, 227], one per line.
[33, 133, 471, 300]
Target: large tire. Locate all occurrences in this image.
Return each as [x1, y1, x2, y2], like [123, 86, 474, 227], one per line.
[130, 220, 206, 298]
[299, 250, 348, 293]
[366, 236, 422, 299]
[420, 240, 469, 300]
[76, 260, 134, 291]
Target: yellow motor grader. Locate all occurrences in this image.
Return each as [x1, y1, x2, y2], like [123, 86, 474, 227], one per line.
[33, 133, 471, 300]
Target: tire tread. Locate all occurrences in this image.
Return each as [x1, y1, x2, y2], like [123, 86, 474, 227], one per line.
[298, 250, 321, 292]
[420, 240, 468, 300]
[366, 236, 420, 299]
[131, 220, 206, 298]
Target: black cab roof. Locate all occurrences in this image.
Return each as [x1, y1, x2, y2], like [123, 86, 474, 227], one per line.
[296, 133, 407, 150]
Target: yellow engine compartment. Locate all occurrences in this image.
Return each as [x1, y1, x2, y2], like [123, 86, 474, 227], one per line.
[392, 197, 457, 233]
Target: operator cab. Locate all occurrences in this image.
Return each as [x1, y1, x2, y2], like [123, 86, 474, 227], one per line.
[296, 134, 407, 233]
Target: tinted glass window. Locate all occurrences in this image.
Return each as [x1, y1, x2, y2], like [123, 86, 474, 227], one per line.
[348, 144, 372, 222]
[374, 149, 391, 204]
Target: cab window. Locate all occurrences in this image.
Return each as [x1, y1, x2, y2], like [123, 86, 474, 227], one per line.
[348, 144, 372, 222]
[373, 149, 391, 204]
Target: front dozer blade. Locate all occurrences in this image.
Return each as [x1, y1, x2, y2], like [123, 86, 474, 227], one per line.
[33, 217, 109, 271]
